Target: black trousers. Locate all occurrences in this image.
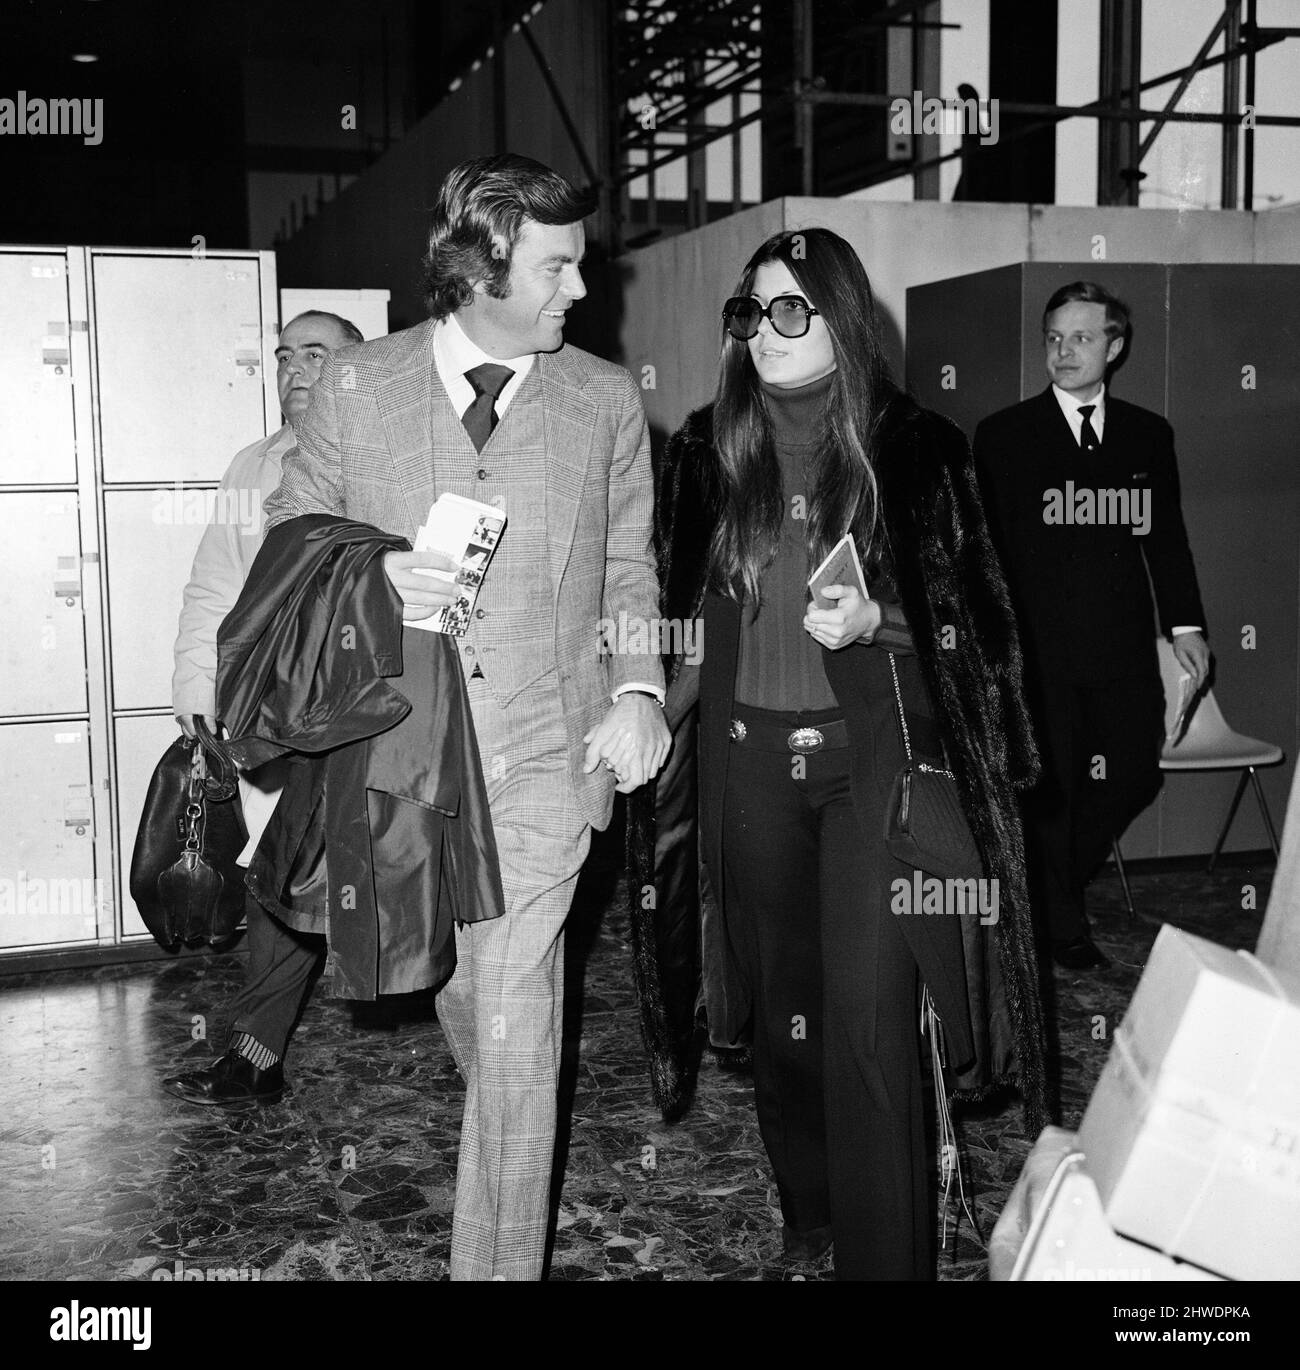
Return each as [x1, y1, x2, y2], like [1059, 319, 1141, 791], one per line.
[226, 897, 325, 1059]
[721, 709, 932, 1281]
[650, 704, 703, 1055]
[1024, 674, 1165, 941]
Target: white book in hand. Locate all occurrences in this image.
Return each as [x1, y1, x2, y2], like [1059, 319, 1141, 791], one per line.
[1166, 672, 1197, 746]
[408, 492, 507, 636]
[807, 532, 868, 609]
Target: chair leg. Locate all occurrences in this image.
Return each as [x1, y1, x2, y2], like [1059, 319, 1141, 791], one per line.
[1112, 840, 1135, 920]
[1249, 767, 1281, 859]
[1208, 770, 1250, 874]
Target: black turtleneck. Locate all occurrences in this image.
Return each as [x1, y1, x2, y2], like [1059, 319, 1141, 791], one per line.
[732, 371, 915, 712]
[733, 372, 842, 711]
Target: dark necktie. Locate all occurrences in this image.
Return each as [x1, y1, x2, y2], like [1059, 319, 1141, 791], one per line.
[1078, 403, 1101, 452]
[461, 363, 515, 454]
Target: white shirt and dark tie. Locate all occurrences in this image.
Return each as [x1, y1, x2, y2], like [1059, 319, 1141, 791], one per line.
[1051, 383, 1200, 640]
[431, 314, 664, 704]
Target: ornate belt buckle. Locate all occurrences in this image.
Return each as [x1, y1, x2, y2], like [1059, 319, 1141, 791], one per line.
[729, 719, 748, 742]
[788, 726, 824, 754]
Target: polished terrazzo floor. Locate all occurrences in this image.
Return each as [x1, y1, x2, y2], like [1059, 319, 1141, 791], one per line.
[0, 831, 1272, 1283]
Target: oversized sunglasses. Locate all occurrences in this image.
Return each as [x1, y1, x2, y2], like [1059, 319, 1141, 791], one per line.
[722, 294, 821, 340]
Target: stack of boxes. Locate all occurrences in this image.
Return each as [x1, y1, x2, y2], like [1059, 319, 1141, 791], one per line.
[994, 769, 1300, 1282]
[1075, 927, 1300, 1281]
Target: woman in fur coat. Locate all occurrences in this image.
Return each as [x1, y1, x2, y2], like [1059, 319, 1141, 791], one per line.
[629, 228, 1048, 1281]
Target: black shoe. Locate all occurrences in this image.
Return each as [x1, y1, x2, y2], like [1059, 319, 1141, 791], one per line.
[1052, 935, 1110, 970]
[162, 1051, 285, 1108]
[782, 1223, 833, 1262]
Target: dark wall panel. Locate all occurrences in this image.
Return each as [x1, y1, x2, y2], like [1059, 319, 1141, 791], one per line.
[1163, 266, 1300, 856]
[906, 265, 1022, 433]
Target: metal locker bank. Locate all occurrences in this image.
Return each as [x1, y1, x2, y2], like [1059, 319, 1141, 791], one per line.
[0, 246, 280, 963]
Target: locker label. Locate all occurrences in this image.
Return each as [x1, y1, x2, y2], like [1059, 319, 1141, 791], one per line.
[31, 265, 63, 278]
[53, 555, 81, 602]
[65, 785, 93, 837]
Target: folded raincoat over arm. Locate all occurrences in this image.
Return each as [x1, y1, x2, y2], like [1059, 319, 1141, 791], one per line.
[215, 514, 505, 999]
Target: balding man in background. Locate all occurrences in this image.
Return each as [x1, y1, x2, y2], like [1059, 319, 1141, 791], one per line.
[164, 309, 364, 1108]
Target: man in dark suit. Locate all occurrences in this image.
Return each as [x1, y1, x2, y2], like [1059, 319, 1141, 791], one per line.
[975, 281, 1210, 970]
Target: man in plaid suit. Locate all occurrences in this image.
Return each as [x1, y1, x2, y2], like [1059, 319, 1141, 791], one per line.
[264, 155, 669, 1279]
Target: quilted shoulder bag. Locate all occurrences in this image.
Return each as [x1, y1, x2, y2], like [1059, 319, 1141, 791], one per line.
[883, 652, 985, 881]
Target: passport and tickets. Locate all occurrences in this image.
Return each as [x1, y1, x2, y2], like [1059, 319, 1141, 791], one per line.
[807, 533, 868, 609]
[408, 492, 507, 636]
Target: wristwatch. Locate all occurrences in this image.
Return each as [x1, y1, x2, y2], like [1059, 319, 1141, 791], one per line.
[620, 688, 665, 707]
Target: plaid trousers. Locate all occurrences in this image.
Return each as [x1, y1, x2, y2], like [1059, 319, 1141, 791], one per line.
[435, 671, 590, 1280]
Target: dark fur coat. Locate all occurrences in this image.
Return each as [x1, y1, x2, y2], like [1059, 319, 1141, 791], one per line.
[627, 393, 1049, 1135]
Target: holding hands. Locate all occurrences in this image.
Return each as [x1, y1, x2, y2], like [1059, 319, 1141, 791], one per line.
[583, 693, 671, 793]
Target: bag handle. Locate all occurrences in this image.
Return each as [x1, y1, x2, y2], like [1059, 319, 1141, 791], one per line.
[191, 718, 239, 802]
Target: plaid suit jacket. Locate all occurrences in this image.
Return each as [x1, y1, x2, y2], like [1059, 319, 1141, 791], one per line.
[264, 318, 663, 831]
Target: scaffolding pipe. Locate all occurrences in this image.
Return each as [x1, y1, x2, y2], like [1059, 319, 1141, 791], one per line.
[1244, 0, 1258, 206]
[1222, 0, 1243, 209]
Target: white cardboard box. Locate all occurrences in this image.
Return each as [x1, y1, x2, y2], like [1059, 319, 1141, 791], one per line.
[994, 1127, 1221, 1282]
[1077, 925, 1300, 1280]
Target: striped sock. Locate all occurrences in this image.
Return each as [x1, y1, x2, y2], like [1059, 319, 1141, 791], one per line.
[229, 1032, 280, 1070]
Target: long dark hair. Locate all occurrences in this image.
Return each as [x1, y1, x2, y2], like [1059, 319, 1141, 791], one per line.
[709, 227, 896, 604]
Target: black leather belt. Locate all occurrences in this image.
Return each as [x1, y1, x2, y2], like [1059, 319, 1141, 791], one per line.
[729, 710, 849, 753]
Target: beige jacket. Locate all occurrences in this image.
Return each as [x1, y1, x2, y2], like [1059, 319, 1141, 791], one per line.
[171, 424, 295, 719]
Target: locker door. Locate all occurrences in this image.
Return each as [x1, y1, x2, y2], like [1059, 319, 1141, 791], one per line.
[92, 254, 268, 483]
[0, 722, 100, 949]
[103, 490, 208, 710]
[0, 494, 88, 716]
[0, 251, 76, 485]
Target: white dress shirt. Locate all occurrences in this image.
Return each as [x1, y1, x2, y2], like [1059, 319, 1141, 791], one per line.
[1051, 382, 1107, 445]
[1050, 383, 1200, 639]
[432, 312, 535, 418]
[431, 313, 664, 705]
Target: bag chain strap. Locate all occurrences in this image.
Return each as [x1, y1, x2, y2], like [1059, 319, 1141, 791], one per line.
[183, 743, 207, 855]
[886, 650, 912, 761]
[887, 650, 955, 779]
